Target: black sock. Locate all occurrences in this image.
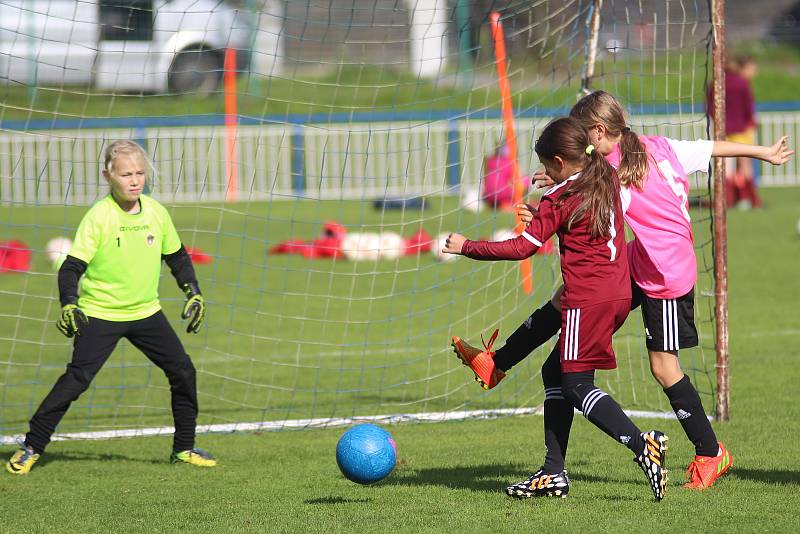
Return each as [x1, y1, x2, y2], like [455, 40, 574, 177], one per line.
[541, 346, 573, 473]
[494, 301, 561, 372]
[563, 371, 644, 455]
[664, 375, 718, 457]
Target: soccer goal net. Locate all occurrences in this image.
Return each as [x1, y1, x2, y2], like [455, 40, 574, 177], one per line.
[0, 0, 722, 442]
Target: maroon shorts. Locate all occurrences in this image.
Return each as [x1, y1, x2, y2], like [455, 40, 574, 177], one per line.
[559, 299, 631, 373]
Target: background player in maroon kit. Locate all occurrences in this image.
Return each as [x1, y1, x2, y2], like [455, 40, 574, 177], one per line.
[443, 117, 669, 501]
[707, 55, 762, 208]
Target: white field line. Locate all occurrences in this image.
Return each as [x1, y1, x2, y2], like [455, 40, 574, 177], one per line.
[0, 406, 699, 445]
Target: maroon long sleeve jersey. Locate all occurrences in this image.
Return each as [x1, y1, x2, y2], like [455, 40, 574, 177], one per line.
[461, 173, 631, 308]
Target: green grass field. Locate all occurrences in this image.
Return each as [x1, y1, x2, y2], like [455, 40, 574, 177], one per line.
[0, 187, 798, 531]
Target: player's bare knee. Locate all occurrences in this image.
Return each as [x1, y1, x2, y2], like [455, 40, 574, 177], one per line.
[648, 350, 681, 388]
[649, 366, 672, 388]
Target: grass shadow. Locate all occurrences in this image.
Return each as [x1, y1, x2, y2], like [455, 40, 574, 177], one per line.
[385, 462, 622, 493]
[730, 468, 800, 485]
[32, 450, 164, 469]
[384, 459, 647, 494]
[304, 496, 371, 505]
[593, 493, 652, 503]
[566, 471, 638, 486]
[385, 462, 520, 492]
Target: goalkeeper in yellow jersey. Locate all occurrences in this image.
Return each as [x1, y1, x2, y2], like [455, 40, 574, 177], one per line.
[6, 140, 215, 475]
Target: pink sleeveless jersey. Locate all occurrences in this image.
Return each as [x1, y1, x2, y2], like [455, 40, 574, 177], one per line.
[606, 136, 712, 299]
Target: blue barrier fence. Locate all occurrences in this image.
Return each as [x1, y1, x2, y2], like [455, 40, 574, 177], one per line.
[2, 104, 799, 205]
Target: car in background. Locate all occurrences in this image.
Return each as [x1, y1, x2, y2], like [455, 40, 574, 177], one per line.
[0, 0, 251, 95]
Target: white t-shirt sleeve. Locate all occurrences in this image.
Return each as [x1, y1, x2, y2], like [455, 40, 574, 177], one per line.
[619, 185, 632, 215]
[666, 138, 714, 174]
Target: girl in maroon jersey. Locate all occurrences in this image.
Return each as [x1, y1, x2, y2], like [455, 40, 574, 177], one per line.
[443, 117, 669, 501]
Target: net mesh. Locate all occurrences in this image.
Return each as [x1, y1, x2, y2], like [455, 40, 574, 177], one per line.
[0, 0, 717, 439]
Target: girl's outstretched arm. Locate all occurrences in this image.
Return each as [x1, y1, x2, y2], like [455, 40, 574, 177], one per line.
[712, 135, 794, 164]
[442, 231, 540, 260]
[444, 194, 563, 261]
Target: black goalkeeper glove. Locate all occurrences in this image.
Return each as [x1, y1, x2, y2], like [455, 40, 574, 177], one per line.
[181, 282, 205, 334]
[56, 299, 88, 338]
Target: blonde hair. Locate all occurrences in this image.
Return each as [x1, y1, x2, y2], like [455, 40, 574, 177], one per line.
[570, 91, 649, 190]
[103, 140, 149, 174]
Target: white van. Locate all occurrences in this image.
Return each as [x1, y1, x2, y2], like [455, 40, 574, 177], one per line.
[0, 0, 251, 94]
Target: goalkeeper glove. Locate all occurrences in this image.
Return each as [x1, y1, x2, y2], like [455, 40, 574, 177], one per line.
[181, 282, 205, 334]
[56, 300, 88, 338]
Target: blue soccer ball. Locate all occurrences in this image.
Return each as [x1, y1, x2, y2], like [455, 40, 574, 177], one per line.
[336, 424, 397, 485]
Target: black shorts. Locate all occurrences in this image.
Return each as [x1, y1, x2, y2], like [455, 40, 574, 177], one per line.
[631, 284, 698, 352]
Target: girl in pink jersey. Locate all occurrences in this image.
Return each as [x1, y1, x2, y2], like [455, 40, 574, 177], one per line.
[451, 91, 792, 493]
[445, 117, 669, 501]
[568, 91, 787, 489]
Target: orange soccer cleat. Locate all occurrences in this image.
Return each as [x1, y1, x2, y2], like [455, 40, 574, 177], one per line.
[683, 442, 733, 490]
[451, 329, 506, 390]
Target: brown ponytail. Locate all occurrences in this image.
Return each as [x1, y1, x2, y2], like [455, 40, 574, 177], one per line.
[535, 117, 618, 239]
[617, 127, 649, 189]
[570, 90, 649, 190]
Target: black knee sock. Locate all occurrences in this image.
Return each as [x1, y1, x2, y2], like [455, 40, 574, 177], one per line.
[494, 301, 561, 372]
[563, 371, 644, 455]
[540, 346, 573, 473]
[664, 375, 718, 457]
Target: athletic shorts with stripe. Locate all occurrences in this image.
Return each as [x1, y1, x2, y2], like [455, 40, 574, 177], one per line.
[559, 299, 631, 373]
[631, 284, 699, 351]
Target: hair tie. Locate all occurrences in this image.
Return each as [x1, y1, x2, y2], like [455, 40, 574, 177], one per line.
[622, 126, 631, 133]
[585, 144, 595, 155]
